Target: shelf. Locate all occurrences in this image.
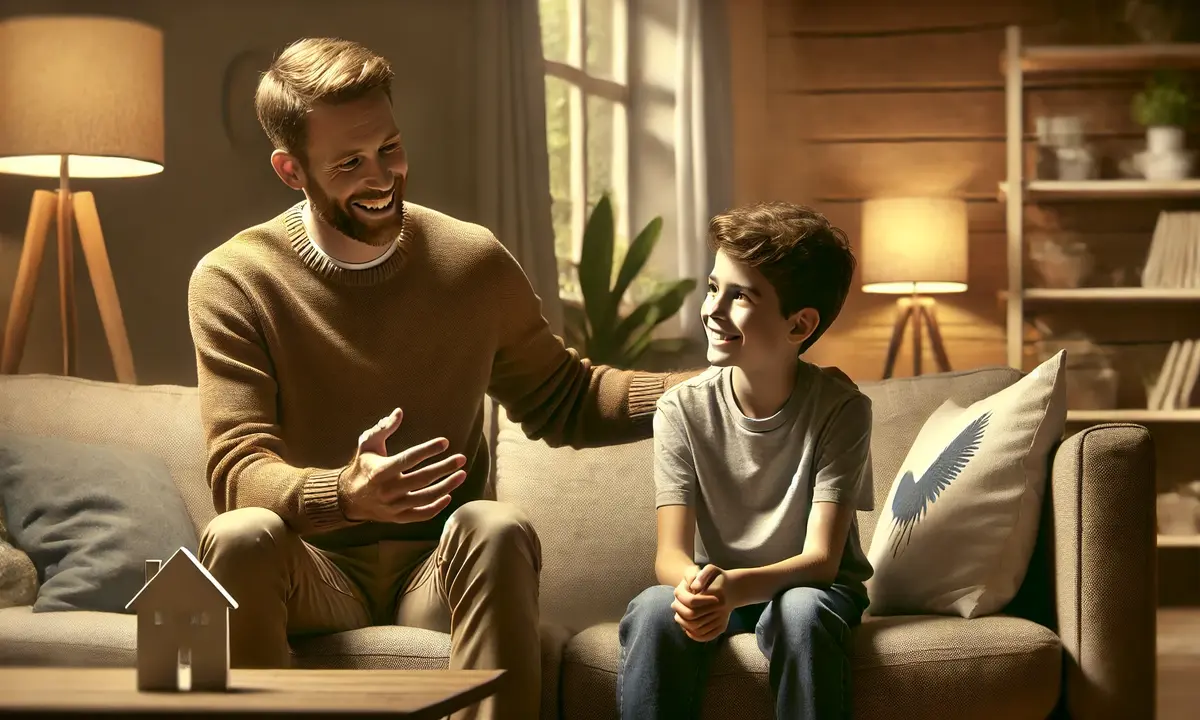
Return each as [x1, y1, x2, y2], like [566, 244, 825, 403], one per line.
[1024, 288, 1200, 302]
[1066, 409, 1200, 423]
[1158, 534, 1200, 548]
[1015, 43, 1200, 74]
[999, 179, 1200, 200]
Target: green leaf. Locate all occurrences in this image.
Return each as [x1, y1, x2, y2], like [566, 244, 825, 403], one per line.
[610, 302, 660, 354]
[625, 332, 655, 367]
[647, 337, 691, 354]
[578, 195, 615, 342]
[648, 278, 698, 325]
[608, 217, 662, 327]
[611, 279, 696, 352]
[626, 337, 693, 369]
[562, 301, 589, 352]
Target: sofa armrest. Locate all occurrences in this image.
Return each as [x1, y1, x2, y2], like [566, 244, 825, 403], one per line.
[1051, 423, 1156, 719]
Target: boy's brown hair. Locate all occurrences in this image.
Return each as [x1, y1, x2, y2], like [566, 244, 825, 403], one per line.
[255, 37, 394, 161]
[707, 201, 855, 353]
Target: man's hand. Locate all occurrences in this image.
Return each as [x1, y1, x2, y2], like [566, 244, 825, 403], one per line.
[338, 408, 467, 524]
[671, 564, 740, 642]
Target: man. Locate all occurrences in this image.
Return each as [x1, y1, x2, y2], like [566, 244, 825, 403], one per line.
[187, 36, 847, 720]
[187, 36, 698, 720]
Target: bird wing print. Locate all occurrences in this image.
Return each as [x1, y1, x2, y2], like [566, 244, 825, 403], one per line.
[887, 410, 991, 559]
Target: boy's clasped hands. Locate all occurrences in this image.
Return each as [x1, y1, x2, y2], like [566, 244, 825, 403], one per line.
[671, 564, 748, 642]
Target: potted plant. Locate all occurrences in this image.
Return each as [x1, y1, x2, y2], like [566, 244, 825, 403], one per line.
[1132, 70, 1195, 179]
[562, 193, 698, 370]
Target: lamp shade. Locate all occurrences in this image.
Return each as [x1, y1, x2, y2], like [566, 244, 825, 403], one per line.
[860, 197, 968, 294]
[0, 15, 164, 178]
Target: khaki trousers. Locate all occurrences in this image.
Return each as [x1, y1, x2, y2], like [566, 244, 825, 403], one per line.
[197, 500, 542, 720]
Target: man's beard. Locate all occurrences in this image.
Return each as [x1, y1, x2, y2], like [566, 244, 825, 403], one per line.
[307, 179, 405, 248]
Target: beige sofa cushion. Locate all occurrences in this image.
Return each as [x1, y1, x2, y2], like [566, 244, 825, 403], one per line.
[494, 404, 658, 632]
[561, 615, 1061, 720]
[0, 375, 214, 535]
[0, 606, 136, 667]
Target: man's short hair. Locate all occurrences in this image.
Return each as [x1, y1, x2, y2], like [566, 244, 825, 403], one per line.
[707, 201, 856, 354]
[255, 37, 394, 159]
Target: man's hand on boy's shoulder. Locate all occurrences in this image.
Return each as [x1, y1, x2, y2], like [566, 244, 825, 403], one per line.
[818, 364, 857, 389]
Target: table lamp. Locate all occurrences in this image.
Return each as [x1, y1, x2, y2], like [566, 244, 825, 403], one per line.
[0, 15, 164, 384]
[861, 197, 968, 379]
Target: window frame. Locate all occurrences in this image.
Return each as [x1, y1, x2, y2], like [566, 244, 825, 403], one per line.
[543, 0, 631, 269]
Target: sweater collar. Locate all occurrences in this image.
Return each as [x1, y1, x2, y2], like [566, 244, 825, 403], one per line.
[286, 201, 411, 287]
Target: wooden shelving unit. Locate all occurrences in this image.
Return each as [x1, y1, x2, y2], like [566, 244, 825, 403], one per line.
[1000, 179, 1200, 200]
[1013, 43, 1200, 74]
[1158, 534, 1200, 548]
[1001, 29, 1200, 553]
[1067, 409, 1200, 423]
[1024, 288, 1200, 302]
[1001, 26, 1200, 373]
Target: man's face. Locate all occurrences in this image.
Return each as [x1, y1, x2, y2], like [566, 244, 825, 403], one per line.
[701, 250, 812, 370]
[298, 88, 409, 247]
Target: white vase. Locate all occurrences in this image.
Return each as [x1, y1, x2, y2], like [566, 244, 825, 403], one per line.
[1148, 125, 1185, 154]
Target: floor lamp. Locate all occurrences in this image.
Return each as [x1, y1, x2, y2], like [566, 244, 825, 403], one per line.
[0, 15, 164, 384]
[860, 197, 969, 380]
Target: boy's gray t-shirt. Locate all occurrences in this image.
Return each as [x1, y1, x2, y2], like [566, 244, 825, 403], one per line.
[654, 362, 875, 595]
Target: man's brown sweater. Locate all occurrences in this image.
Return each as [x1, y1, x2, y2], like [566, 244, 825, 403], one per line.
[187, 201, 696, 549]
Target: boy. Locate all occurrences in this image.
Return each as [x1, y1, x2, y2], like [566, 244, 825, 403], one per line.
[617, 201, 874, 719]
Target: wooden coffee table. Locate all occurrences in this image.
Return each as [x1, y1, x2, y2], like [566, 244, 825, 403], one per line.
[0, 667, 503, 718]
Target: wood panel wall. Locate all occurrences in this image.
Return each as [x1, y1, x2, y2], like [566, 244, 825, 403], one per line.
[729, 0, 1171, 383]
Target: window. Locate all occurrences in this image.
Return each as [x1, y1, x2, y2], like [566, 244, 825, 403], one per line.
[539, 0, 631, 303]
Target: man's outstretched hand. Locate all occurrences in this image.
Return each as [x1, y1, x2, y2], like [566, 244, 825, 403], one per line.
[338, 408, 467, 524]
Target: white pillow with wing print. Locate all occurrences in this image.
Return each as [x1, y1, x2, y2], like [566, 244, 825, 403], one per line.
[865, 351, 1067, 618]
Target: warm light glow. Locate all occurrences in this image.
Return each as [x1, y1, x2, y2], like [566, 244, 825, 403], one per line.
[0, 16, 164, 179]
[863, 281, 968, 294]
[0, 155, 163, 179]
[860, 197, 969, 295]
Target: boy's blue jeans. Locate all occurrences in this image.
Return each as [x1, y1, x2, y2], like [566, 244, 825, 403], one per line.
[617, 583, 867, 719]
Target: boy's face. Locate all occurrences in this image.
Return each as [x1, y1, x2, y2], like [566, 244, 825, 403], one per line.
[701, 250, 818, 370]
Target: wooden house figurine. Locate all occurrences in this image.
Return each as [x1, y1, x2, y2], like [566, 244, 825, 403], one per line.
[124, 546, 238, 692]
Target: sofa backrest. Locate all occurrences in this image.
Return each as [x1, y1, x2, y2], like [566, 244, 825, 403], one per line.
[0, 374, 216, 536]
[493, 365, 1023, 633]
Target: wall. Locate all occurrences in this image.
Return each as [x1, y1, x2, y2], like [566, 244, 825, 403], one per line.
[0, 0, 481, 386]
[732, 0, 1179, 383]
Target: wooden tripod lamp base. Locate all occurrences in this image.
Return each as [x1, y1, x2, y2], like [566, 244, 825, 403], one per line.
[1, 173, 137, 384]
[882, 296, 951, 380]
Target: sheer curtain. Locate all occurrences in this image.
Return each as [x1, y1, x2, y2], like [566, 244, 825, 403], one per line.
[674, 0, 734, 340]
[628, 0, 734, 347]
[473, 0, 564, 336]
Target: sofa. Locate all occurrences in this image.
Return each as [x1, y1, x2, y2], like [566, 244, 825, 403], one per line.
[0, 366, 1156, 719]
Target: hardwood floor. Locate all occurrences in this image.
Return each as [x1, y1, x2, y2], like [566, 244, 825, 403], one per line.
[1158, 609, 1200, 720]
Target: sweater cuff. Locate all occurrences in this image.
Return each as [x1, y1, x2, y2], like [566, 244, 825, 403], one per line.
[302, 467, 349, 530]
[628, 372, 668, 421]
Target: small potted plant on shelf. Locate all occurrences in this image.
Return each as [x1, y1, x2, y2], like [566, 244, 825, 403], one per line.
[1131, 70, 1195, 180]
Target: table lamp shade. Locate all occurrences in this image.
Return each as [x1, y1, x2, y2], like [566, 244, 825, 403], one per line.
[860, 197, 969, 294]
[0, 15, 164, 178]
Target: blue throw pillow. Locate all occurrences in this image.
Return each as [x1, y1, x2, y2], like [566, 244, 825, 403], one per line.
[0, 432, 199, 613]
